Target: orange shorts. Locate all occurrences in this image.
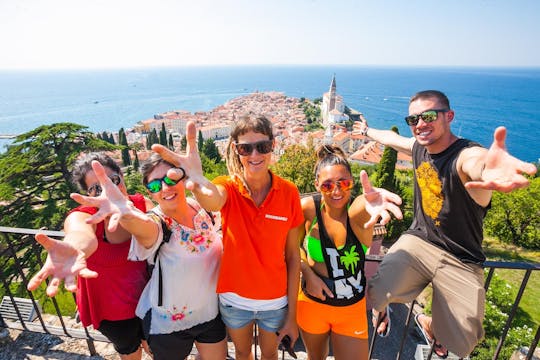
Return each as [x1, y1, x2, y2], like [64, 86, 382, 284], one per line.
[296, 291, 368, 339]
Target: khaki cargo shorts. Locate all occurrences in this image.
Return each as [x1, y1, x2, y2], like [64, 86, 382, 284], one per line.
[367, 234, 485, 357]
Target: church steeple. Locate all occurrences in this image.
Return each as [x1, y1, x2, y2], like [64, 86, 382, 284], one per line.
[328, 74, 336, 111]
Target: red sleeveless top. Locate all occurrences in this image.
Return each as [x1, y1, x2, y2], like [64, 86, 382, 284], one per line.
[73, 193, 149, 329]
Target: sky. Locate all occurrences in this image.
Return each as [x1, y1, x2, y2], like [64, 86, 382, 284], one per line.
[1, 0, 539, 70]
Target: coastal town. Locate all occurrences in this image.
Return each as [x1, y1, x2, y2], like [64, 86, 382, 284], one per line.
[120, 76, 412, 169]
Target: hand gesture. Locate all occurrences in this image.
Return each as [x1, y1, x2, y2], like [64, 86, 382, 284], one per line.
[70, 161, 146, 231]
[360, 170, 403, 228]
[352, 114, 369, 136]
[303, 272, 334, 301]
[465, 127, 537, 192]
[152, 121, 215, 196]
[27, 234, 97, 297]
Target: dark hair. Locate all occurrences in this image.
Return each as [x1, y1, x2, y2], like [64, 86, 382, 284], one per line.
[225, 113, 274, 176]
[314, 144, 351, 179]
[140, 153, 176, 186]
[72, 152, 121, 191]
[409, 90, 450, 109]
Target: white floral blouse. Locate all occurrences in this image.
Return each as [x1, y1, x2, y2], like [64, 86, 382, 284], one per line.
[128, 198, 222, 335]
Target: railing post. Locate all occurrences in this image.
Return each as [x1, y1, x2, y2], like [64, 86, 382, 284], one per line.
[525, 325, 540, 360]
[492, 269, 532, 360]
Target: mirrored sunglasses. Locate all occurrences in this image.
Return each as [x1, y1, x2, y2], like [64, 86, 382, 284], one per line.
[145, 168, 186, 193]
[234, 140, 273, 156]
[404, 109, 449, 126]
[87, 174, 121, 197]
[319, 179, 354, 194]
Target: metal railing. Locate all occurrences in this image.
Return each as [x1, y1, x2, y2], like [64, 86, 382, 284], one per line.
[1, 226, 539, 359]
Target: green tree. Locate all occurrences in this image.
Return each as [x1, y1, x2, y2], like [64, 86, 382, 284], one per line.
[0, 123, 116, 230]
[272, 139, 317, 194]
[370, 126, 414, 242]
[373, 126, 399, 193]
[200, 152, 227, 180]
[198, 130, 204, 152]
[180, 135, 187, 151]
[202, 138, 222, 163]
[118, 128, 131, 166]
[146, 129, 159, 150]
[159, 123, 167, 146]
[132, 149, 140, 171]
[484, 177, 540, 248]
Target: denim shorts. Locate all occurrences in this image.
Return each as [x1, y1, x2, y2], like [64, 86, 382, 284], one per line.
[219, 302, 288, 332]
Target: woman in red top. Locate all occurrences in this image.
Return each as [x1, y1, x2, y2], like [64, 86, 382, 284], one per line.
[28, 153, 154, 360]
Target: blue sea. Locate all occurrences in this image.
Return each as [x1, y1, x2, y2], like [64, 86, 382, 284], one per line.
[0, 66, 539, 162]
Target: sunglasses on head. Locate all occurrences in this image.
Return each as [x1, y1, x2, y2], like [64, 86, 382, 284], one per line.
[404, 109, 449, 126]
[234, 140, 273, 156]
[145, 168, 186, 193]
[87, 174, 121, 197]
[319, 179, 354, 194]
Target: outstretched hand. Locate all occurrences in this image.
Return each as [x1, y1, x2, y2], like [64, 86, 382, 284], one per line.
[360, 170, 403, 228]
[465, 127, 537, 192]
[70, 161, 147, 231]
[152, 121, 215, 196]
[27, 233, 97, 297]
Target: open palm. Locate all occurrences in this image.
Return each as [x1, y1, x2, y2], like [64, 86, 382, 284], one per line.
[27, 234, 97, 297]
[360, 170, 403, 228]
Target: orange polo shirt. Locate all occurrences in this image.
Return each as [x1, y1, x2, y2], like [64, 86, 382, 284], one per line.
[213, 172, 303, 300]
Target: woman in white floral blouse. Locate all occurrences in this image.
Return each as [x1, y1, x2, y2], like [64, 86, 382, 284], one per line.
[71, 153, 226, 360]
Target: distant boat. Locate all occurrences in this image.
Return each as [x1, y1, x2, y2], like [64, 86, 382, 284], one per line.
[94, 101, 99, 104]
[383, 98, 388, 101]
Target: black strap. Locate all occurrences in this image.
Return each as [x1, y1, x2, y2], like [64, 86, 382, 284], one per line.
[150, 208, 213, 307]
[150, 215, 172, 307]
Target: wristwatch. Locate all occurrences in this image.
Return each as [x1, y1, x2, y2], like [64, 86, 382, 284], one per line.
[360, 125, 369, 137]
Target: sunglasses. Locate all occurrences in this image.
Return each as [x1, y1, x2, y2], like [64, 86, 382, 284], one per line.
[404, 109, 449, 126]
[319, 179, 354, 194]
[87, 174, 121, 197]
[145, 169, 186, 193]
[234, 140, 273, 156]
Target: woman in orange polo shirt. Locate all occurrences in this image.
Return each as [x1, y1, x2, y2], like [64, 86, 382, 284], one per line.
[153, 114, 303, 360]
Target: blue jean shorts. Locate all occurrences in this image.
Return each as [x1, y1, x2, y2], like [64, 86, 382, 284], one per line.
[219, 302, 288, 332]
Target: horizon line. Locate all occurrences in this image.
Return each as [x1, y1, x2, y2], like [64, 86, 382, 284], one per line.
[1, 64, 540, 72]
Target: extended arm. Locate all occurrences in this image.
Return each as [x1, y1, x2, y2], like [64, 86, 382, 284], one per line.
[152, 121, 228, 211]
[27, 213, 99, 296]
[353, 114, 415, 155]
[298, 197, 334, 301]
[278, 224, 302, 346]
[460, 127, 537, 204]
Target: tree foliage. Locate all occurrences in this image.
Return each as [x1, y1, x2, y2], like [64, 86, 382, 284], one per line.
[202, 138, 222, 163]
[484, 177, 540, 249]
[146, 129, 159, 150]
[369, 126, 414, 241]
[198, 130, 204, 152]
[373, 126, 399, 193]
[0, 123, 116, 230]
[272, 139, 317, 194]
[118, 128, 131, 166]
[159, 123, 167, 146]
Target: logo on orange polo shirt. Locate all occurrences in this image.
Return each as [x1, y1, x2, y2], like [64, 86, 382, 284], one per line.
[265, 214, 288, 222]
